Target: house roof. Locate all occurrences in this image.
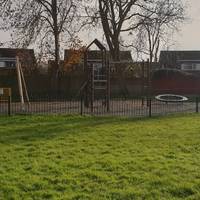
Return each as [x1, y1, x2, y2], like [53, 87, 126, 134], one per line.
[86, 39, 106, 51]
[0, 48, 35, 59]
[0, 48, 36, 72]
[159, 51, 200, 67]
[64, 50, 133, 62]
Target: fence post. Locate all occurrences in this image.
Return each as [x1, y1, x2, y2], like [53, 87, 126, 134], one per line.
[149, 98, 152, 117]
[81, 95, 83, 115]
[8, 96, 11, 116]
[196, 97, 199, 113]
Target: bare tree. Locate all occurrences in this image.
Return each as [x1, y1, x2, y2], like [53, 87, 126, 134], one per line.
[0, 0, 80, 73]
[84, 0, 186, 62]
[132, 0, 185, 63]
[97, 0, 153, 61]
[84, 0, 165, 61]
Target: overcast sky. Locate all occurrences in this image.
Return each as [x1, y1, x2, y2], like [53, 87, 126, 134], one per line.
[172, 0, 200, 50]
[0, 0, 200, 51]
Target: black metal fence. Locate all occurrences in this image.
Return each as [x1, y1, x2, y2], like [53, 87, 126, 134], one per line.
[0, 95, 199, 118]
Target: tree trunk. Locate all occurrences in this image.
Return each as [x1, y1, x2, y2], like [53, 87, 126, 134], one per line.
[99, 0, 120, 62]
[154, 39, 160, 62]
[52, 0, 61, 92]
[54, 31, 60, 72]
[105, 35, 120, 61]
[52, 0, 60, 70]
[113, 41, 120, 61]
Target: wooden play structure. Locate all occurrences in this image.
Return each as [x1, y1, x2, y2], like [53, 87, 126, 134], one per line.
[80, 39, 152, 110]
[0, 56, 30, 110]
[83, 39, 110, 112]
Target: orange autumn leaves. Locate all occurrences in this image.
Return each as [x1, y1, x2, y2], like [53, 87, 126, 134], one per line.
[63, 38, 86, 73]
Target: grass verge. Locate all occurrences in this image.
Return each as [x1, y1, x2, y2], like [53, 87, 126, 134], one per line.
[0, 114, 200, 199]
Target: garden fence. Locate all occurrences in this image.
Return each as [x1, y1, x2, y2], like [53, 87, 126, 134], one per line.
[0, 95, 199, 118]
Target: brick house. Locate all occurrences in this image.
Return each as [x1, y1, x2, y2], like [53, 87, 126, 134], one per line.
[0, 48, 36, 74]
[159, 51, 200, 72]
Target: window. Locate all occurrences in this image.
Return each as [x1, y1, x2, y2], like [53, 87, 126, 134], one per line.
[194, 64, 200, 70]
[0, 60, 16, 68]
[93, 63, 106, 80]
[181, 63, 200, 71]
[181, 63, 193, 70]
[0, 61, 6, 68]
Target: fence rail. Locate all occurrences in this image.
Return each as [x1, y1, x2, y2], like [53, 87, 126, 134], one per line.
[0, 95, 199, 118]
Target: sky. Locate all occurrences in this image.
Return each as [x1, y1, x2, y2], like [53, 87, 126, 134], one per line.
[0, 0, 200, 51]
[173, 0, 200, 50]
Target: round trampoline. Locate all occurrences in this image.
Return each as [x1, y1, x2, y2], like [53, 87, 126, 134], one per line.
[155, 94, 188, 103]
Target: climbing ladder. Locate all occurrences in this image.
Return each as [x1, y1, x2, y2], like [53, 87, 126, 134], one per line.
[83, 39, 110, 112]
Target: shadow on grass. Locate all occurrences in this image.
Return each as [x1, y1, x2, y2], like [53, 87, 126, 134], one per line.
[0, 115, 128, 144]
[0, 113, 198, 144]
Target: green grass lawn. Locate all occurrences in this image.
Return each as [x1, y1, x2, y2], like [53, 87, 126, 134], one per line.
[1, 114, 200, 200]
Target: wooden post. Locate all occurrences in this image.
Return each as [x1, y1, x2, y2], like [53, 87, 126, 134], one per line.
[16, 56, 25, 111]
[19, 62, 30, 105]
